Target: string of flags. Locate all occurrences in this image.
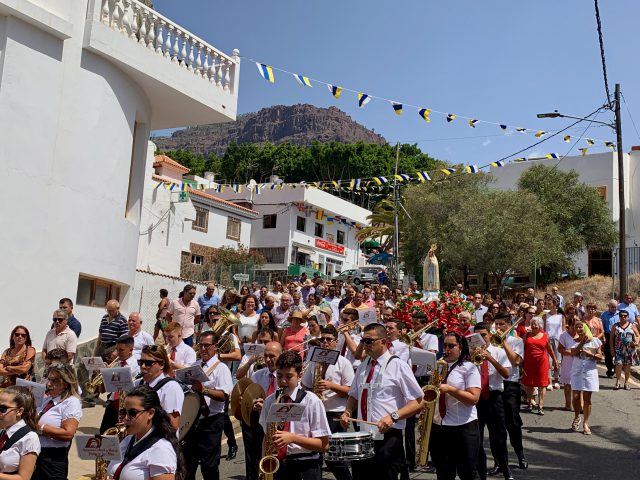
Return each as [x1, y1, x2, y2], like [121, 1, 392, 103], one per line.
[251, 58, 617, 150]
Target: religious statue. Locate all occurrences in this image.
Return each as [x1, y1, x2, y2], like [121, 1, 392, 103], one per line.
[423, 243, 440, 292]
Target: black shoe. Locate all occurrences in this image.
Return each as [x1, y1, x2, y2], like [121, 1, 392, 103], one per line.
[425, 465, 436, 473]
[226, 445, 237, 460]
[504, 467, 515, 480]
[518, 457, 528, 470]
[488, 465, 502, 476]
[606, 371, 614, 378]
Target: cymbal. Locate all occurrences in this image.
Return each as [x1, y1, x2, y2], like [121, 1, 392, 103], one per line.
[241, 382, 266, 426]
[230, 377, 252, 420]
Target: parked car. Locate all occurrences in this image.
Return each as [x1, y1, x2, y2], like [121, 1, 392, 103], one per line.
[333, 267, 380, 285]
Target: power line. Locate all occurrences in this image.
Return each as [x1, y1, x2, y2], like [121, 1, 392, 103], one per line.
[594, 0, 613, 108]
[621, 92, 640, 143]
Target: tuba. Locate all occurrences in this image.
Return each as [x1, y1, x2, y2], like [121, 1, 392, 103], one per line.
[416, 360, 448, 466]
[213, 307, 240, 338]
[85, 358, 119, 395]
[258, 389, 284, 480]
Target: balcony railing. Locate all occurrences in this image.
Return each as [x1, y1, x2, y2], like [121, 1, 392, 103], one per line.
[97, 0, 238, 94]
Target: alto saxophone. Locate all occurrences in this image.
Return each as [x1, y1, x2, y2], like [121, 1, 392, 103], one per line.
[95, 389, 128, 480]
[259, 389, 284, 480]
[85, 358, 120, 395]
[313, 362, 326, 401]
[416, 359, 448, 467]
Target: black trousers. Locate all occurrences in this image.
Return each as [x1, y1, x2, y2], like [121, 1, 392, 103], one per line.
[604, 333, 614, 374]
[402, 413, 416, 476]
[325, 415, 352, 480]
[34, 447, 69, 480]
[501, 381, 524, 457]
[477, 391, 509, 480]
[241, 421, 265, 480]
[99, 401, 118, 434]
[223, 398, 238, 448]
[430, 420, 480, 480]
[276, 457, 322, 480]
[352, 428, 405, 480]
[184, 413, 224, 480]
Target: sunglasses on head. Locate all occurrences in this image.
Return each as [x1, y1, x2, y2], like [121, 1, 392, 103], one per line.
[118, 408, 147, 419]
[0, 405, 18, 414]
[137, 359, 159, 367]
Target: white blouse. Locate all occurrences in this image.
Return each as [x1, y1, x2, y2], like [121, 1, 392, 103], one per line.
[107, 432, 177, 480]
[39, 395, 82, 448]
[434, 361, 481, 427]
[238, 313, 260, 341]
[0, 420, 40, 473]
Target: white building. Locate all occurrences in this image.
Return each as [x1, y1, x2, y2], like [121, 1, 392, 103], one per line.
[216, 186, 371, 278]
[0, 0, 240, 345]
[489, 148, 640, 276]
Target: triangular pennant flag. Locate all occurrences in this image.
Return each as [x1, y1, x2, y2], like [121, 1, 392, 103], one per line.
[395, 174, 410, 182]
[586, 139, 595, 146]
[441, 168, 455, 175]
[579, 148, 588, 156]
[514, 157, 527, 162]
[256, 63, 275, 83]
[535, 131, 546, 138]
[417, 171, 431, 182]
[372, 176, 388, 185]
[392, 102, 403, 115]
[564, 135, 572, 143]
[418, 108, 431, 122]
[604, 141, 616, 150]
[545, 153, 560, 159]
[332, 180, 340, 189]
[491, 161, 505, 168]
[469, 119, 478, 128]
[293, 74, 312, 87]
[446, 114, 457, 123]
[328, 85, 343, 99]
[154, 181, 163, 191]
[465, 165, 479, 174]
[358, 93, 371, 107]
[500, 124, 508, 131]
[516, 128, 526, 133]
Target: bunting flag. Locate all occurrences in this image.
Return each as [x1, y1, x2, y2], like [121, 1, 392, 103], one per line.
[534, 131, 546, 138]
[232, 184, 242, 193]
[328, 85, 343, 99]
[254, 185, 262, 195]
[169, 183, 177, 191]
[154, 181, 163, 191]
[315, 209, 324, 220]
[579, 148, 588, 156]
[213, 184, 223, 193]
[465, 165, 479, 174]
[546, 153, 560, 160]
[332, 180, 340, 189]
[441, 168, 455, 176]
[446, 114, 457, 123]
[516, 128, 527, 133]
[417, 171, 431, 182]
[564, 135, 572, 143]
[586, 139, 595, 146]
[469, 119, 478, 128]
[293, 74, 312, 87]
[372, 176, 388, 185]
[500, 124, 508, 131]
[256, 63, 275, 83]
[392, 103, 403, 115]
[358, 93, 371, 107]
[270, 183, 278, 190]
[605, 142, 616, 150]
[514, 157, 527, 162]
[349, 179, 361, 190]
[327, 217, 334, 224]
[418, 108, 431, 122]
[395, 174, 410, 182]
[491, 161, 505, 168]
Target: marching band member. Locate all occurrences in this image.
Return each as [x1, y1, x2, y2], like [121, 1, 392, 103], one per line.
[301, 325, 355, 480]
[259, 351, 331, 480]
[107, 386, 182, 480]
[99, 335, 140, 434]
[429, 331, 480, 480]
[242, 341, 283, 480]
[34, 364, 82, 480]
[337, 308, 363, 369]
[472, 323, 514, 480]
[164, 322, 197, 371]
[183, 331, 233, 480]
[236, 328, 275, 380]
[0, 386, 40, 478]
[340, 324, 423, 480]
[136, 345, 184, 431]
[412, 313, 439, 387]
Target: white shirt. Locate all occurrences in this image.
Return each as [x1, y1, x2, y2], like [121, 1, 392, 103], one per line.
[434, 361, 480, 426]
[504, 336, 524, 382]
[482, 345, 511, 391]
[220, 333, 241, 368]
[390, 339, 411, 366]
[39, 395, 82, 448]
[259, 385, 331, 457]
[327, 297, 341, 324]
[169, 341, 197, 368]
[571, 338, 602, 373]
[238, 313, 260, 341]
[0, 419, 40, 473]
[238, 353, 258, 379]
[337, 332, 362, 369]
[132, 330, 155, 360]
[301, 355, 354, 412]
[251, 367, 277, 394]
[195, 355, 233, 415]
[141, 373, 184, 415]
[474, 305, 488, 324]
[545, 313, 563, 340]
[348, 351, 423, 430]
[107, 431, 176, 480]
[414, 332, 439, 377]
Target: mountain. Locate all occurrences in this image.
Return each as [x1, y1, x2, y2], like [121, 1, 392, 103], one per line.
[153, 104, 387, 156]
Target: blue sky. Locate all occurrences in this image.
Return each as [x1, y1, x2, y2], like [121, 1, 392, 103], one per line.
[153, 0, 640, 167]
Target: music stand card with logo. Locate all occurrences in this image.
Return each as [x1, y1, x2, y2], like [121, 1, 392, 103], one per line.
[81, 357, 107, 371]
[75, 435, 122, 461]
[101, 367, 134, 393]
[410, 348, 437, 371]
[308, 346, 340, 365]
[16, 378, 46, 409]
[466, 333, 486, 352]
[175, 365, 209, 385]
[266, 403, 306, 423]
[243, 343, 265, 357]
[358, 307, 378, 325]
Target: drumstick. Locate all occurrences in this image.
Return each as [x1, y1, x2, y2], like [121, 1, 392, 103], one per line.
[347, 418, 379, 427]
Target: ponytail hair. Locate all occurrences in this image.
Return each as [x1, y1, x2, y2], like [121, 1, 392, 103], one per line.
[4, 386, 38, 430]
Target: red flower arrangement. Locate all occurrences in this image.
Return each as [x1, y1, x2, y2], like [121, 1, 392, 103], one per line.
[393, 291, 474, 335]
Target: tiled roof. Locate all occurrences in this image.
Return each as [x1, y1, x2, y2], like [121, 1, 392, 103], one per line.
[153, 155, 190, 173]
[187, 188, 258, 216]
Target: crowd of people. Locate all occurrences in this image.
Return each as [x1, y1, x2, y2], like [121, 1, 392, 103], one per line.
[0, 277, 638, 480]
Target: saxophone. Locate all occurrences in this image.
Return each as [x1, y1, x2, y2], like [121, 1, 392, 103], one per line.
[85, 358, 120, 395]
[95, 389, 128, 480]
[258, 389, 284, 480]
[313, 362, 326, 401]
[416, 359, 448, 467]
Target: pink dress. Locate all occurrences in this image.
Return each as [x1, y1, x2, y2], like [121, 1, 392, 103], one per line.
[282, 327, 308, 359]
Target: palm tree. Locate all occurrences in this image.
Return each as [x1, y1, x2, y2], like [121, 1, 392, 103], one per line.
[356, 198, 401, 251]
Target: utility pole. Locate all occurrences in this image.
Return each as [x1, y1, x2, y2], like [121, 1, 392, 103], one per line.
[392, 142, 401, 288]
[615, 83, 627, 298]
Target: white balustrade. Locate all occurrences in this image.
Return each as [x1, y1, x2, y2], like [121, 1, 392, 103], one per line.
[96, 0, 238, 93]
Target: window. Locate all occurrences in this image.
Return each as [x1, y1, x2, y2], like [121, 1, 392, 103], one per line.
[192, 206, 208, 232]
[315, 223, 324, 238]
[226, 217, 241, 240]
[263, 214, 277, 229]
[76, 275, 121, 308]
[191, 254, 204, 265]
[253, 247, 286, 264]
[296, 216, 306, 232]
[337, 230, 345, 245]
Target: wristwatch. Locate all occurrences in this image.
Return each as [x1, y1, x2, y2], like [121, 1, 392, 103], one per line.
[390, 411, 400, 423]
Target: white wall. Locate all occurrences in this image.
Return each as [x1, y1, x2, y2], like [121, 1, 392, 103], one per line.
[189, 204, 253, 249]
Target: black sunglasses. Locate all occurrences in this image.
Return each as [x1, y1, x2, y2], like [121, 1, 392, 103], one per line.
[52, 318, 65, 323]
[119, 408, 147, 419]
[13, 333, 26, 338]
[361, 337, 383, 345]
[444, 343, 459, 349]
[319, 336, 336, 343]
[0, 404, 18, 414]
[137, 359, 159, 367]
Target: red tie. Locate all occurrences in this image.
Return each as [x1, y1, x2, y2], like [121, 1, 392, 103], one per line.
[171, 348, 176, 361]
[0, 431, 8, 450]
[481, 360, 490, 400]
[438, 391, 447, 419]
[38, 399, 55, 419]
[360, 359, 377, 421]
[266, 374, 275, 397]
[277, 395, 292, 459]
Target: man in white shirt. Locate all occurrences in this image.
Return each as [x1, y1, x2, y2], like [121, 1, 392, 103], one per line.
[164, 322, 197, 370]
[236, 328, 275, 380]
[127, 312, 154, 360]
[473, 293, 489, 324]
[184, 331, 233, 480]
[411, 313, 439, 386]
[550, 285, 565, 309]
[324, 285, 342, 324]
[340, 324, 423, 480]
[42, 309, 78, 363]
[336, 308, 363, 369]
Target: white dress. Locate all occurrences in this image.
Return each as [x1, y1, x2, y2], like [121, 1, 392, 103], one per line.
[570, 338, 602, 392]
[558, 331, 577, 385]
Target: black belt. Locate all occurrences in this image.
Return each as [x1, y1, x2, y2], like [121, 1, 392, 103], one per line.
[284, 452, 320, 462]
[326, 411, 343, 418]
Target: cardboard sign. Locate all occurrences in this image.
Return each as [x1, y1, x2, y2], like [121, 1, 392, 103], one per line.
[410, 348, 437, 371]
[16, 378, 46, 409]
[175, 365, 209, 385]
[100, 367, 134, 393]
[358, 307, 378, 325]
[82, 357, 107, 371]
[75, 434, 122, 461]
[307, 346, 339, 365]
[243, 343, 265, 357]
[466, 333, 486, 352]
[266, 402, 306, 423]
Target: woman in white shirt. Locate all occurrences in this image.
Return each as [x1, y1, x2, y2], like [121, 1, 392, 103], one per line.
[543, 297, 565, 389]
[0, 386, 40, 478]
[557, 318, 578, 411]
[429, 331, 481, 480]
[108, 385, 183, 480]
[237, 295, 260, 343]
[34, 364, 82, 480]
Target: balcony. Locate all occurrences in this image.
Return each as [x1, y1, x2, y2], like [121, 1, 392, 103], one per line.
[84, 0, 239, 129]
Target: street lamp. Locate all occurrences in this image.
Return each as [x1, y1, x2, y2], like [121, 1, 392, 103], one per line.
[537, 84, 626, 298]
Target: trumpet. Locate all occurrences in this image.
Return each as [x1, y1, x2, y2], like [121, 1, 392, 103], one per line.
[85, 358, 119, 395]
[337, 320, 362, 334]
[399, 319, 440, 346]
[489, 318, 523, 348]
[471, 344, 489, 366]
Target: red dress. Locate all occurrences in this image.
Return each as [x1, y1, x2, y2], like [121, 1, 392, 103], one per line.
[522, 332, 550, 387]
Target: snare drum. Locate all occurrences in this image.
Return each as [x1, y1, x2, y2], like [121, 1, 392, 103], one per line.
[326, 431, 375, 462]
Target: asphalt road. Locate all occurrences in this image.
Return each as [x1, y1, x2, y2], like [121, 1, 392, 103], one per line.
[213, 366, 640, 480]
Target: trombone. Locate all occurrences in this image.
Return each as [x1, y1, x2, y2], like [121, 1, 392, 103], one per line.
[337, 320, 362, 334]
[489, 318, 523, 348]
[399, 319, 440, 346]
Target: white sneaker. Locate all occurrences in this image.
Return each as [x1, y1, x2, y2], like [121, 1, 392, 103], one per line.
[546, 385, 553, 391]
[553, 382, 561, 389]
